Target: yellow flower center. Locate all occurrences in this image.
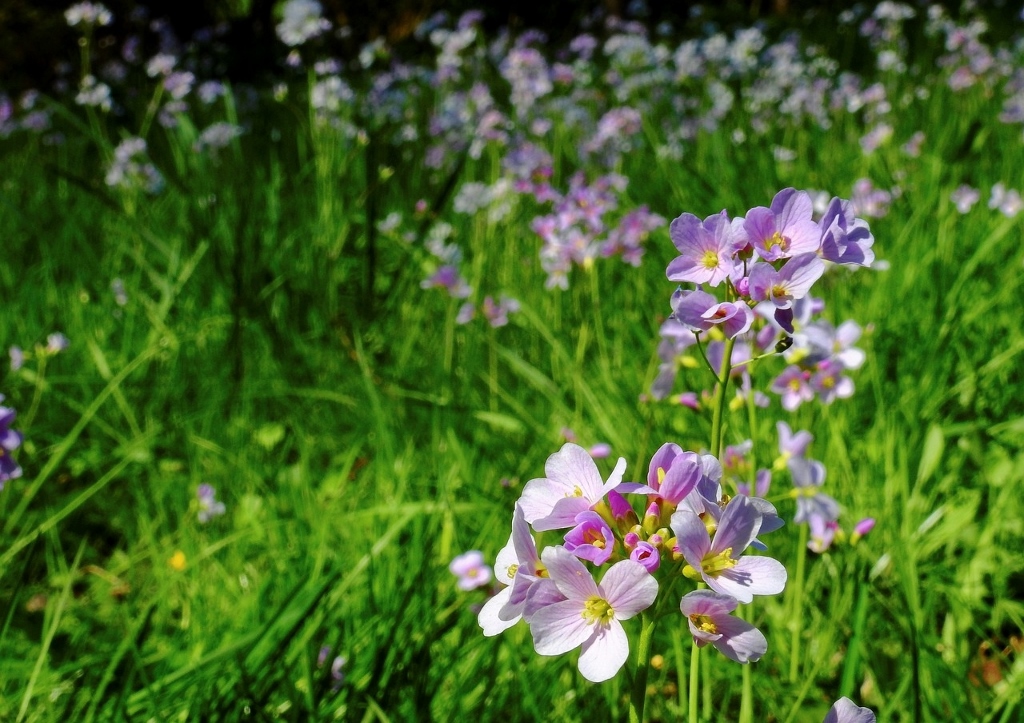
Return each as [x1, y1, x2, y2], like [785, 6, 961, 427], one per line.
[583, 528, 607, 548]
[770, 283, 788, 299]
[700, 547, 737, 576]
[701, 249, 720, 269]
[566, 485, 584, 498]
[506, 563, 519, 578]
[765, 231, 788, 252]
[788, 378, 802, 392]
[689, 613, 718, 634]
[581, 596, 615, 625]
[821, 376, 835, 389]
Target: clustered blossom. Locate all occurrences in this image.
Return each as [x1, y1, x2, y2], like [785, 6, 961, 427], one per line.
[0, 395, 24, 490]
[65, 2, 112, 27]
[106, 137, 164, 194]
[276, 0, 331, 47]
[774, 422, 874, 554]
[478, 443, 786, 680]
[653, 189, 872, 410]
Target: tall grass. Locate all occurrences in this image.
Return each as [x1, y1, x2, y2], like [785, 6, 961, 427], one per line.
[1, 4, 1024, 721]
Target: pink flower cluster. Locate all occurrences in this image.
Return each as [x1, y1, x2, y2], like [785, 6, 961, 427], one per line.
[478, 442, 786, 681]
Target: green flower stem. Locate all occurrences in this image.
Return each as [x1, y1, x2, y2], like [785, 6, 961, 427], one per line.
[688, 636, 700, 723]
[739, 601, 754, 723]
[710, 336, 737, 458]
[628, 611, 656, 723]
[788, 522, 809, 682]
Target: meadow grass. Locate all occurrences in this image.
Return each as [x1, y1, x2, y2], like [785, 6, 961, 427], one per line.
[2, 4, 1024, 721]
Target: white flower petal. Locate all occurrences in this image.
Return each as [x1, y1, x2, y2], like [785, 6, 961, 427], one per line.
[599, 560, 658, 619]
[530, 600, 592, 656]
[577, 621, 628, 683]
[478, 588, 519, 637]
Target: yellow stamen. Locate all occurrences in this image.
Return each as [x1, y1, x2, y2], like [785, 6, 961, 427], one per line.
[506, 563, 519, 578]
[701, 547, 737, 576]
[765, 231, 788, 252]
[689, 613, 718, 634]
[581, 596, 614, 625]
[700, 249, 720, 269]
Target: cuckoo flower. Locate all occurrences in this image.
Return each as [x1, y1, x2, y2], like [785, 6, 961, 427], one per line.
[743, 188, 821, 262]
[671, 494, 787, 603]
[618, 442, 703, 512]
[749, 254, 826, 310]
[680, 589, 768, 663]
[666, 210, 738, 287]
[0, 396, 23, 488]
[776, 421, 813, 468]
[818, 197, 876, 267]
[519, 443, 627, 531]
[479, 505, 545, 636]
[824, 697, 877, 723]
[670, 288, 754, 339]
[528, 546, 658, 683]
[810, 359, 855, 404]
[564, 511, 615, 565]
[789, 457, 840, 523]
[450, 550, 492, 591]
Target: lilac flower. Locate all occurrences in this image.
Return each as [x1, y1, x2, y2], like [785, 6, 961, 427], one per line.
[818, 197, 875, 267]
[194, 122, 244, 153]
[803, 320, 866, 369]
[9, 347, 24, 371]
[671, 494, 787, 603]
[789, 457, 840, 524]
[0, 396, 23, 489]
[679, 590, 768, 663]
[45, 333, 69, 355]
[482, 295, 520, 327]
[330, 655, 346, 690]
[564, 511, 615, 565]
[528, 546, 657, 683]
[589, 443, 611, 459]
[455, 302, 475, 325]
[776, 421, 813, 467]
[749, 254, 825, 310]
[808, 513, 839, 553]
[111, 278, 128, 307]
[810, 360, 855, 404]
[736, 469, 771, 498]
[449, 550, 492, 591]
[650, 319, 698, 401]
[420, 265, 471, 299]
[618, 442, 703, 510]
[850, 179, 892, 219]
[666, 210, 738, 287]
[478, 505, 544, 636]
[518, 443, 627, 531]
[989, 183, 1024, 218]
[196, 483, 226, 523]
[670, 288, 754, 339]
[276, 0, 331, 46]
[951, 185, 980, 214]
[66, 2, 112, 27]
[743, 189, 821, 263]
[823, 697, 876, 723]
[630, 541, 660, 573]
[851, 517, 876, 544]
[771, 366, 814, 411]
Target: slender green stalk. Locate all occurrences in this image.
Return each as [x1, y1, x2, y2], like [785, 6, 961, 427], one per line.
[689, 636, 700, 723]
[20, 353, 47, 434]
[739, 602, 754, 723]
[710, 336, 737, 458]
[788, 522, 809, 683]
[628, 611, 656, 723]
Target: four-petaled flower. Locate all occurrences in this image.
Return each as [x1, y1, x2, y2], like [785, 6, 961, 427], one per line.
[680, 589, 768, 663]
[519, 443, 627, 531]
[528, 546, 657, 682]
